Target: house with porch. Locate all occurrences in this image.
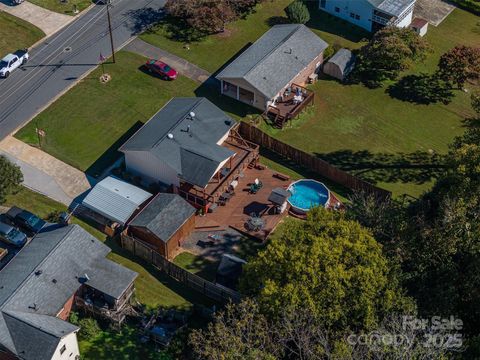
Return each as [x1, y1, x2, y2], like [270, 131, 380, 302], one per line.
[216, 24, 328, 128]
[318, 0, 416, 32]
[0, 224, 137, 360]
[119, 97, 259, 213]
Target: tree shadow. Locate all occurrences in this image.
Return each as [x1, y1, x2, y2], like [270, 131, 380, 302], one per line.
[141, 14, 207, 43]
[315, 149, 448, 185]
[125, 7, 166, 36]
[85, 121, 144, 179]
[305, 5, 371, 43]
[265, 15, 290, 26]
[387, 74, 454, 105]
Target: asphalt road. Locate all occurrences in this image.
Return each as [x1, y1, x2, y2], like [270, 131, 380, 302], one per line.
[0, 0, 165, 140]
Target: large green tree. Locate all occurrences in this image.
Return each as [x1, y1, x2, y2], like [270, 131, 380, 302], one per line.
[286, 0, 310, 24]
[0, 155, 23, 204]
[240, 208, 414, 335]
[437, 46, 480, 89]
[355, 27, 430, 87]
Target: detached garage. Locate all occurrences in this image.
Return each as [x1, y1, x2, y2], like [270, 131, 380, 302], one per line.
[323, 48, 356, 81]
[126, 193, 196, 259]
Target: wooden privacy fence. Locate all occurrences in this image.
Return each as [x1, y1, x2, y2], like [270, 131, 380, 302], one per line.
[239, 122, 391, 199]
[121, 235, 241, 304]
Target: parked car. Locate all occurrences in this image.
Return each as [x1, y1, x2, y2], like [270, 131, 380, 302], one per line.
[0, 49, 29, 78]
[6, 207, 46, 236]
[145, 59, 177, 80]
[11, 0, 24, 4]
[0, 222, 27, 247]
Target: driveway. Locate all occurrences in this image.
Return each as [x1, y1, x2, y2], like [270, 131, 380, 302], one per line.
[0, 1, 73, 36]
[0, 136, 92, 205]
[124, 38, 211, 83]
[414, 0, 455, 26]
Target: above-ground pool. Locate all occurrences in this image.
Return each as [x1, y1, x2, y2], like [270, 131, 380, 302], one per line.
[287, 180, 331, 214]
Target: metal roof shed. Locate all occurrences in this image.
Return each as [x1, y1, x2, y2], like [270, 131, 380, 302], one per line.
[323, 49, 356, 81]
[82, 176, 152, 225]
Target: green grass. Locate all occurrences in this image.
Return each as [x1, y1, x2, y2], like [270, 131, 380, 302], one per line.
[3, 186, 212, 309]
[258, 8, 480, 198]
[27, 0, 91, 15]
[140, 0, 368, 74]
[173, 252, 218, 282]
[15, 50, 258, 176]
[0, 11, 44, 55]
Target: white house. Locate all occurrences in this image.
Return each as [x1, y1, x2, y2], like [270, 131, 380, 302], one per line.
[318, 0, 416, 32]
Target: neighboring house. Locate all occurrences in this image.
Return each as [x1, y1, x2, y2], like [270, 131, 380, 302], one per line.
[119, 97, 259, 212]
[216, 24, 328, 111]
[216, 254, 247, 290]
[323, 48, 356, 81]
[318, 0, 415, 32]
[0, 225, 138, 360]
[81, 176, 152, 228]
[126, 193, 196, 259]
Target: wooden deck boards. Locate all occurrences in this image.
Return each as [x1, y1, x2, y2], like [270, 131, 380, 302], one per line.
[195, 166, 291, 240]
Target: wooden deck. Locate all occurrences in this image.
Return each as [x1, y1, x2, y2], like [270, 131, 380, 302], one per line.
[264, 83, 315, 129]
[195, 166, 291, 241]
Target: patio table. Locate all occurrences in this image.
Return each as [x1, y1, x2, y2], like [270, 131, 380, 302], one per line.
[248, 217, 265, 232]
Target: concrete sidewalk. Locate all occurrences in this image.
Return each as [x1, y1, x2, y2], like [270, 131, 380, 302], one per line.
[0, 136, 92, 206]
[0, 1, 73, 36]
[125, 38, 212, 83]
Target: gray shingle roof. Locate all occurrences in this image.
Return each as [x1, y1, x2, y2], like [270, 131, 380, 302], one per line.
[119, 98, 236, 188]
[371, 0, 415, 16]
[0, 225, 138, 359]
[216, 24, 328, 99]
[82, 176, 152, 225]
[129, 193, 195, 242]
[325, 48, 356, 76]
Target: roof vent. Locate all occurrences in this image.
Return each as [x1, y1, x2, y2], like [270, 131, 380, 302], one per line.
[84, 273, 90, 282]
[189, 111, 195, 119]
[35, 270, 43, 276]
[52, 279, 57, 284]
[28, 303, 38, 311]
[167, 133, 174, 139]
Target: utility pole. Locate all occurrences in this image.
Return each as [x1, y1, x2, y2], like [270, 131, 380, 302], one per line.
[106, 0, 115, 63]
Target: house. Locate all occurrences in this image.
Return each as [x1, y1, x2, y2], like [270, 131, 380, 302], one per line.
[0, 225, 137, 360]
[216, 24, 328, 117]
[81, 176, 152, 228]
[216, 254, 247, 290]
[318, 0, 415, 32]
[119, 97, 259, 212]
[126, 193, 196, 259]
[323, 48, 356, 81]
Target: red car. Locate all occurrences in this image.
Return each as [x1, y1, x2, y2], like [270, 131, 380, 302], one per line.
[145, 59, 177, 80]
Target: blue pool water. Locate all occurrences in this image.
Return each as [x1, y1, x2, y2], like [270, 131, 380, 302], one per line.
[288, 180, 330, 212]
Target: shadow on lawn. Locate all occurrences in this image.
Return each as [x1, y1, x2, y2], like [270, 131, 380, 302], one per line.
[105, 237, 216, 308]
[315, 149, 448, 185]
[125, 7, 166, 36]
[306, 5, 371, 43]
[85, 121, 144, 179]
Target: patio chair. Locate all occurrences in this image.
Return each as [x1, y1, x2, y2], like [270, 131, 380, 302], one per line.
[250, 183, 259, 194]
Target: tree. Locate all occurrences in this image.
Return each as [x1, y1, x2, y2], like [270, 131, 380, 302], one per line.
[189, 299, 278, 360]
[471, 92, 480, 117]
[355, 27, 430, 87]
[286, 0, 310, 24]
[240, 208, 414, 336]
[0, 155, 23, 204]
[437, 46, 480, 89]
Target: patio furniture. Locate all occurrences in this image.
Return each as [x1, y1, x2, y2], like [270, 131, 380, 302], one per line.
[293, 95, 303, 104]
[273, 173, 290, 181]
[208, 233, 221, 242]
[247, 216, 265, 232]
[249, 181, 263, 194]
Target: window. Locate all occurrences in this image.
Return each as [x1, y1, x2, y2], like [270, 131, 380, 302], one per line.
[320, 0, 326, 8]
[60, 345, 66, 355]
[350, 12, 355, 18]
[334, 6, 340, 12]
[355, 14, 360, 20]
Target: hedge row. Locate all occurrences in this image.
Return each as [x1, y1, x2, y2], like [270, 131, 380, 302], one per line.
[450, 0, 480, 15]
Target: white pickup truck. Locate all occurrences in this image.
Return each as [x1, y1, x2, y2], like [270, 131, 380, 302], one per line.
[0, 49, 29, 78]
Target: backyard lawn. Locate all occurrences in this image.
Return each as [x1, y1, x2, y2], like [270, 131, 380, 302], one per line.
[27, 0, 91, 15]
[4, 187, 209, 309]
[140, 0, 368, 74]
[0, 11, 44, 55]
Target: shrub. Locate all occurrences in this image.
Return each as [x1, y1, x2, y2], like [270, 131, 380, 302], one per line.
[78, 318, 102, 340]
[0, 155, 23, 204]
[286, 0, 310, 24]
